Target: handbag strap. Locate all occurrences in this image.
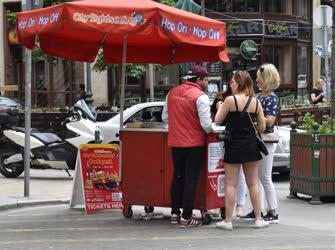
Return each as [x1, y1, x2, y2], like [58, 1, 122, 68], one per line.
[244, 99, 262, 140]
[242, 96, 253, 112]
[233, 95, 239, 111]
[246, 108, 260, 137]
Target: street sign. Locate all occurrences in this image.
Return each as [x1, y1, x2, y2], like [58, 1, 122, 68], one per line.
[314, 5, 333, 27]
[315, 45, 323, 56]
[0, 85, 18, 91]
[240, 39, 257, 60]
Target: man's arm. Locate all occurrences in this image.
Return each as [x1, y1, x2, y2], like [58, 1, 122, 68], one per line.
[196, 95, 212, 134]
[310, 90, 324, 103]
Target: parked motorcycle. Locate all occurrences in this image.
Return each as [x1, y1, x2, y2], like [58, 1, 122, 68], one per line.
[0, 99, 102, 178]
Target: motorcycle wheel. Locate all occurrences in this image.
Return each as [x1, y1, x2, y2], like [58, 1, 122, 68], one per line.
[0, 153, 24, 178]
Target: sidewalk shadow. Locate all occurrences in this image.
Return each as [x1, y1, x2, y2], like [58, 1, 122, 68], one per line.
[272, 172, 290, 182]
[16, 176, 73, 180]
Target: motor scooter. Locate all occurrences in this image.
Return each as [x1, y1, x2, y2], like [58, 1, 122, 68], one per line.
[0, 100, 102, 178]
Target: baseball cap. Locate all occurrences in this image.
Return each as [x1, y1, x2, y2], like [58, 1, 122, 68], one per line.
[183, 65, 209, 80]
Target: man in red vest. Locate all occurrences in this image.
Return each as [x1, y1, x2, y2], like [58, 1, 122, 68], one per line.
[162, 65, 212, 228]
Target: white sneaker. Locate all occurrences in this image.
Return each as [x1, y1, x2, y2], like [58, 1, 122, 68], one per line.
[236, 206, 243, 217]
[216, 220, 233, 230]
[255, 218, 269, 228]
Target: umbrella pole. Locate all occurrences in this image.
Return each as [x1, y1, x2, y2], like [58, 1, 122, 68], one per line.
[119, 33, 128, 129]
[119, 33, 127, 183]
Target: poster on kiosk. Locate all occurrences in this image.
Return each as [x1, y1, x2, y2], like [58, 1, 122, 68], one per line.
[72, 144, 123, 214]
[206, 136, 225, 206]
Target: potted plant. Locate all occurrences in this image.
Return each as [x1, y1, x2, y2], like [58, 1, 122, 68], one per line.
[288, 113, 335, 203]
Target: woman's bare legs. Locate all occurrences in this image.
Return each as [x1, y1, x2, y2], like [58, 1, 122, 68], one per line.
[224, 163, 241, 223]
[242, 161, 262, 220]
[236, 166, 246, 216]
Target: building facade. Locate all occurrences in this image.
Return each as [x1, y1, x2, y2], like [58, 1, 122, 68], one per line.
[200, 0, 313, 98]
[1, 1, 318, 108]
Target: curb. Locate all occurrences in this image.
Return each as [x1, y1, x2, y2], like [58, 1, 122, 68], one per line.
[0, 199, 70, 211]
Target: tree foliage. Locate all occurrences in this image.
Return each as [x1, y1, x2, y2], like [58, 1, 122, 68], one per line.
[155, 0, 176, 7]
[92, 51, 161, 79]
[5, 10, 16, 25]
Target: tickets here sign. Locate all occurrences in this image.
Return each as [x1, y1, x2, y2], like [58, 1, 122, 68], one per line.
[79, 144, 123, 214]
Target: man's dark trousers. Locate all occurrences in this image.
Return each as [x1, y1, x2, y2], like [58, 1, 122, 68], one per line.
[170, 146, 205, 220]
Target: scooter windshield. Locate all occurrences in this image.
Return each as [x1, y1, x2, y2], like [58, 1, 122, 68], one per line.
[74, 99, 97, 121]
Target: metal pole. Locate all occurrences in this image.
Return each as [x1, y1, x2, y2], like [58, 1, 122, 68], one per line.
[23, 0, 32, 197]
[119, 33, 127, 129]
[85, 63, 94, 105]
[200, 0, 205, 16]
[148, 64, 154, 101]
[322, 5, 330, 100]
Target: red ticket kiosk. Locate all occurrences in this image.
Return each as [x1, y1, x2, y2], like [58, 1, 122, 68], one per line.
[120, 128, 225, 224]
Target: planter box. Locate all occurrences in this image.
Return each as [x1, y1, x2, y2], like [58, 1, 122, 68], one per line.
[289, 123, 335, 204]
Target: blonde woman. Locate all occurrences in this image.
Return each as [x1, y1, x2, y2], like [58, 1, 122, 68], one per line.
[241, 63, 280, 224]
[214, 71, 268, 230]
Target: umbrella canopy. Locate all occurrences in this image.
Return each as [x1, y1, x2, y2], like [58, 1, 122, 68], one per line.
[16, 0, 229, 64]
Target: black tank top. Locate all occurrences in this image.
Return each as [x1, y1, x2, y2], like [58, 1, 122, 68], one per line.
[225, 96, 258, 136]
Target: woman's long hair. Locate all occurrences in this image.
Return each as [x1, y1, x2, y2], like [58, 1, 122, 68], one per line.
[214, 72, 233, 101]
[235, 70, 255, 96]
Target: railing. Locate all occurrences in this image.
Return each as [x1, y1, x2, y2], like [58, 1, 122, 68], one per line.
[278, 106, 330, 126]
[288, 122, 335, 204]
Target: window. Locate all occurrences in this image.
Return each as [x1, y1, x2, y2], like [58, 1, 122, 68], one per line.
[263, 44, 293, 85]
[206, 0, 259, 13]
[31, 60, 84, 108]
[245, 0, 259, 12]
[297, 44, 308, 88]
[264, 0, 293, 15]
[297, 0, 310, 19]
[125, 106, 163, 124]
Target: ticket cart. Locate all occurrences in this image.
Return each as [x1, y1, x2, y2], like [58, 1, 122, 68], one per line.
[120, 126, 225, 224]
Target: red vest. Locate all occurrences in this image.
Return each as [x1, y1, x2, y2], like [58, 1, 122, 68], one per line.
[168, 82, 206, 147]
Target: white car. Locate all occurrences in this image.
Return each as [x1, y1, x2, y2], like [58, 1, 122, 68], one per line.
[0, 96, 21, 109]
[98, 102, 292, 174]
[272, 126, 290, 174]
[97, 102, 165, 144]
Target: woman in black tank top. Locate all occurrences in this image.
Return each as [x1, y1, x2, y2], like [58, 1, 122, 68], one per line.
[214, 70, 269, 230]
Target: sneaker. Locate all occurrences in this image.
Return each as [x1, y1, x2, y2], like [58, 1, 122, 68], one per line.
[208, 209, 220, 217]
[263, 212, 279, 224]
[216, 220, 233, 230]
[171, 214, 180, 224]
[235, 206, 243, 217]
[180, 216, 202, 228]
[255, 218, 269, 228]
[240, 210, 263, 221]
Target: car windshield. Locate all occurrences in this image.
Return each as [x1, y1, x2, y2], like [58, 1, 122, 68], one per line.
[74, 99, 97, 121]
[108, 102, 165, 125]
[0, 97, 20, 108]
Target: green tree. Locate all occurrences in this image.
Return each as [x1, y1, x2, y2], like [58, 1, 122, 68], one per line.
[156, 0, 176, 6]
